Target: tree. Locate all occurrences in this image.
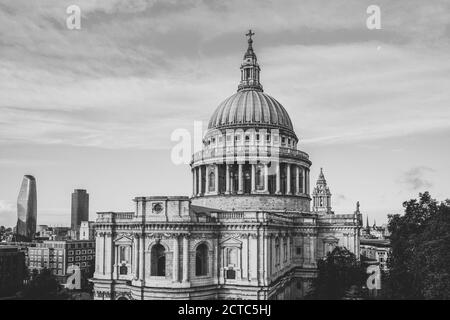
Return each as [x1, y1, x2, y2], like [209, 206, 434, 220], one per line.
[19, 268, 68, 300]
[383, 192, 450, 299]
[306, 246, 366, 299]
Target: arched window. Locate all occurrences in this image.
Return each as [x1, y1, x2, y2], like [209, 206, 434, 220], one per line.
[195, 243, 208, 276]
[209, 170, 215, 192]
[256, 165, 264, 190]
[299, 169, 304, 193]
[151, 244, 166, 276]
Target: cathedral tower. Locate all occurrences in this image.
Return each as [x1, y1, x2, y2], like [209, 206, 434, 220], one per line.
[312, 168, 332, 214]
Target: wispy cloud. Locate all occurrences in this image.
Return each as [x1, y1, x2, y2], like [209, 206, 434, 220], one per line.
[0, 200, 15, 227]
[0, 0, 449, 151]
[398, 166, 435, 191]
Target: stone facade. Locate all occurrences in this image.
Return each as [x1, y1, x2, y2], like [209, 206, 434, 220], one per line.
[91, 31, 362, 300]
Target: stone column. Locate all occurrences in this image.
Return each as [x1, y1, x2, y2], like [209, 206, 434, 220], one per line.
[238, 163, 243, 194]
[214, 164, 219, 194]
[275, 162, 281, 194]
[95, 232, 103, 275]
[263, 234, 269, 285]
[306, 169, 310, 194]
[182, 236, 189, 282]
[198, 166, 202, 196]
[139, 235, 145, 281]
[251, 164, 256, 193]
[105, 233, 113, 277]
[295, 166, 300, 195]
[287, 236, 291, 262]
[309, 235, 315, 265]
[264, 163, 269, 193]
[303, 168, 308, 194]
[205, 165, 210, 194]
[192, 169, 196, 197]
[133, 236, 139, 278]
[225, 164, 230, 194]
[286, 163, 291, 194]
[300, 167, 304, 194]
[173, 237, 179, 282]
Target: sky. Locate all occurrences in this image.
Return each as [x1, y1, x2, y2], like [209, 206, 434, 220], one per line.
[0, 0, 449, 227]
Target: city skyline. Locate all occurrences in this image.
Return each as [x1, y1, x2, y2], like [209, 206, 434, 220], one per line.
[1, 0, 450, 227]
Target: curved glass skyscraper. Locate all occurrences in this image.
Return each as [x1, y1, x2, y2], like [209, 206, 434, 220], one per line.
[16, 175, 37, 240]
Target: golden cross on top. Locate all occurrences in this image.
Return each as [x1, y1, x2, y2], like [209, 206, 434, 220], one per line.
[246, 29, 255, 40]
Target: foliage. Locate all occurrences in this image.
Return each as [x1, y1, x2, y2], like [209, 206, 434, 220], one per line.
[306, 246, 366, 299]
[19, 268, 69, 300]
[383, 192, 450, 299]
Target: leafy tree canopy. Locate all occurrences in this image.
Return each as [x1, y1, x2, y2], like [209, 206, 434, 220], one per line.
[306, 246, 366, 299]
[384, 192, 450, 299]
[19, 268, 68, 300]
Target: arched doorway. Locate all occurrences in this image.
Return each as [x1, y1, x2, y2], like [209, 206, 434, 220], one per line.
[151, 243, 166, 276]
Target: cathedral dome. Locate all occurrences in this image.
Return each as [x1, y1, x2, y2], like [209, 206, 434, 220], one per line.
[207, 29, 295, 136]
[207, 90, 294, 132]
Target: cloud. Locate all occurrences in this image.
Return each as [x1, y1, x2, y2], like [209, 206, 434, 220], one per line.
[0, 0, 449, 151]
[334, 193, 347, 205]
[398, 166, 435, 190]
[0, 200, 16, 227]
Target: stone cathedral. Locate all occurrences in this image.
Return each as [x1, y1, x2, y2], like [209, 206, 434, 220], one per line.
[92, 31, 362, 300]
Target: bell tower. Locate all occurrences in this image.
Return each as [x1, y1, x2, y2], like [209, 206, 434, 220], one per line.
[312, 168, 333, 214]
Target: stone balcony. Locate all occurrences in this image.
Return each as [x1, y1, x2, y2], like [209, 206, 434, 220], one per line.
[191, 145, 310, 164]
[96, 212, 134, 223]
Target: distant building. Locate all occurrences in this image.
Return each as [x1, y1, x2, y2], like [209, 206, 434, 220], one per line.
[28, 240, 95, 284]
[71, 189, 89, 231]
[79, 221, 95, 240]
[16, 175, 37, 241]
[0, 246, 26, 297]
[361, 216, 390, 239]
[50, 226, 71, 241]
[360, 238, 391, 271]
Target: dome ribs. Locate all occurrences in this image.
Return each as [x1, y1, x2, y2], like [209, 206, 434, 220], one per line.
[216, 95, 232, 128]
[246, 91, 254, 123]
[207, 90, 295, 133]
[254, 90, 263, 123]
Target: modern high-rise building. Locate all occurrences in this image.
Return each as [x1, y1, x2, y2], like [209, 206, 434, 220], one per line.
[16, 175, 37, 241]
[71, 189, 89, 231]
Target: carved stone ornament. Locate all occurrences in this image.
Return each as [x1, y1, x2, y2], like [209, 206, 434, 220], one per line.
[152, 202, 163, 214]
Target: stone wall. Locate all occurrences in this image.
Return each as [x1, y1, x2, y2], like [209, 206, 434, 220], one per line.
[191, 194, 310, 212]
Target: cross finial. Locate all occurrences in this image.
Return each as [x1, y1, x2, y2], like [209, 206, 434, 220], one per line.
[246, 29, 255, 40]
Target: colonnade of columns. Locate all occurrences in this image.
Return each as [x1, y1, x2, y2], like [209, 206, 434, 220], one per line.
[192, 162, 310, 197]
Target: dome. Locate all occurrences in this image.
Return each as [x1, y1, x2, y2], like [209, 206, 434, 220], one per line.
[207, 90, 294, 132]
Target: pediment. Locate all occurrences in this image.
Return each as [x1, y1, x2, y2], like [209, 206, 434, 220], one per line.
[114, 235, 133, 243]
[220, 237, 242, 248]
[322, 235, 339, 243]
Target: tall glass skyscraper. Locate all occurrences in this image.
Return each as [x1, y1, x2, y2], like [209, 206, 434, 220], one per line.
[16, 175, 37, 240]
[71, 189, 89, 231]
